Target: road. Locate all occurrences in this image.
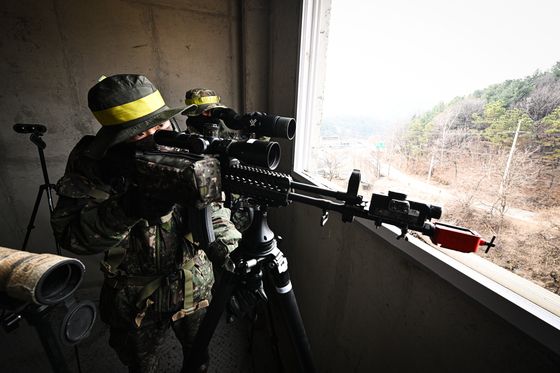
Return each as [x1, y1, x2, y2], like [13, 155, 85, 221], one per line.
[380, 161, 537, 223]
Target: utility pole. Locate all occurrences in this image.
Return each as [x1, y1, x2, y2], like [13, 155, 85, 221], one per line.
[387, 131, 394, 179]
[499, 118, 522, 196]
[426, 154, 435, 191]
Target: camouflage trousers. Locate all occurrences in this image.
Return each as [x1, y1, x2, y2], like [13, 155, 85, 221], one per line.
[108, 308, 209, 373]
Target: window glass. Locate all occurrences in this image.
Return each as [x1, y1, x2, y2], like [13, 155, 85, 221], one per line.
[298, 0, 560, 295]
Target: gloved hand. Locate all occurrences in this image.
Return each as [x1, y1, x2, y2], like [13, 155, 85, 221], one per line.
[226, 270, 268, 323]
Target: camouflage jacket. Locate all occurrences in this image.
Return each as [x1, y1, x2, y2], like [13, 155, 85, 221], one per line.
[185, 119, 253, 232]
[51, 136, 241, 329]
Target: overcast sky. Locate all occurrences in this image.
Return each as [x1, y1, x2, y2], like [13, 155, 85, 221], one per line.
[323, 0, 560, 121]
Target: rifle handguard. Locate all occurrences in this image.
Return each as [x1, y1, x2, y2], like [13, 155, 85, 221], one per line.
[224, 164, 292, 207]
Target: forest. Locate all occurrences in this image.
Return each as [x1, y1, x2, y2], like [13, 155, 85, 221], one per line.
[392, 61, 560, 294]
[395, 61, 560, 208]
[318, 61, 560, 295]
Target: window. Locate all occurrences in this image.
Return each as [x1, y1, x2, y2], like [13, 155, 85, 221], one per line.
[295, 0, 560, 325]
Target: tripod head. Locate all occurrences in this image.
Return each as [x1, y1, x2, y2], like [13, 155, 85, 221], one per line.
[13, 123, 48, 149]
[13, 123, 47, 134]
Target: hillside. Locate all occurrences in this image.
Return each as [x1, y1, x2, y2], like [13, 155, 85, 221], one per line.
[317, 60, 560, 295]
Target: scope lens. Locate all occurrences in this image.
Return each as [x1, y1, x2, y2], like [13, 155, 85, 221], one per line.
[153, 129, 180, 147]
[35, 261, 84, 305]
[40, 265, 71, 298]
[275, 117, 296, 140]
[228, 140, 281, 169]
[266, 142, 281, 170]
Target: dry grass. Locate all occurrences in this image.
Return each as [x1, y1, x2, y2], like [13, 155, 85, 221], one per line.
[330, 162, 560, 296]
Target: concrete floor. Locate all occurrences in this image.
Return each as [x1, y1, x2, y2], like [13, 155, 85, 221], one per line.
[1, 285, 301, 373]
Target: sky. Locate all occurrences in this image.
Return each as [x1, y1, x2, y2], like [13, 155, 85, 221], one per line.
[322, 0, 560, 121]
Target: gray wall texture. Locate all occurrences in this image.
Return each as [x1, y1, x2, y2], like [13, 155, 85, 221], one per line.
[0, 0, 287, 285]
[0, 0, 558, 372]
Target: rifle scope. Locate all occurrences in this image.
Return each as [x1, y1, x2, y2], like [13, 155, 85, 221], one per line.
[211, 108, 296, 140]
[154, 130, 281, 170]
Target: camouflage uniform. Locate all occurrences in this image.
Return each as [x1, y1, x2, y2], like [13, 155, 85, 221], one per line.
[184, 88, 228, 117]
[51, 136, 241, 373]
[184, 87, 238, 141]
[183, 88, 252, 232]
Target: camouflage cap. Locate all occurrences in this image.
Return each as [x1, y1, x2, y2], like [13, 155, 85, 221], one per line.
[183, 88, 227, 116]
[84, 74, 197, 160]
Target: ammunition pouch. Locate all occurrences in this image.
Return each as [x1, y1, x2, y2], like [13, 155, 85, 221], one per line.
[101, 247, 198, 316]
[103, 258, 196, 312]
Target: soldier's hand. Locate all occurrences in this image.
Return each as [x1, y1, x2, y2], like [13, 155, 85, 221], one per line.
[226, 271, 268, 323]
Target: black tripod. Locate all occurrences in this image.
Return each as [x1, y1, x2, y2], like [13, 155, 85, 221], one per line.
[1, 295, 71, 373]
[13, 124, 61, 255]
[184, 204, 317, 373]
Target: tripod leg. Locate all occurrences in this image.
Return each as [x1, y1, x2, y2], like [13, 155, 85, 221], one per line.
[23, 304, 71, 373]
[22, 185, 46, 251]
[269, 255, 317, 373]
[182, 266, 239, 373]
[45, 183, 62, 255]
[263, 275, 284, 372]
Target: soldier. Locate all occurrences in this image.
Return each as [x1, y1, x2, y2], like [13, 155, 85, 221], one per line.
[183, 88, 238, 139]
[182, 88, 254, 233]
[51, 74, 241, 373]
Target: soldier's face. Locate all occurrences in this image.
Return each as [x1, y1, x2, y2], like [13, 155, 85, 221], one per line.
[124, 120, 172, 143]
[123, 120, 172, 151]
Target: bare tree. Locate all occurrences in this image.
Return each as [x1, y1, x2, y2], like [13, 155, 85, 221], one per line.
[431, 101, 483, 179]
[490, 147, 539, 233]
[361, 148, 384, 179]
[318, 151, 345, 181]
[450, 96, 486, 130]
[453, 171, 487, 213]
[432, 108, 460, 173]
[513, 74, 560, 121]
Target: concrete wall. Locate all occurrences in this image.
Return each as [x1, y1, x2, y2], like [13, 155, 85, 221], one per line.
[269, 203, 559, 372]
[0, 0, 276, 286]
[1, 0, 558, 372]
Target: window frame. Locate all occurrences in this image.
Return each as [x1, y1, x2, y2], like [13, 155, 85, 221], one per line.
[294, 0, 560, 357]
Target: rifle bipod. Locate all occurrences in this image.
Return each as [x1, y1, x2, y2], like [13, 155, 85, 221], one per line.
[183, 205, 317, 373]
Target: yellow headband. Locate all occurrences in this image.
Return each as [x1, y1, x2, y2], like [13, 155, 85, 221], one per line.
[185, 95, 220, 106]
[92, 90, 165, 126]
